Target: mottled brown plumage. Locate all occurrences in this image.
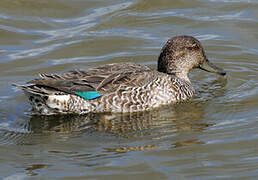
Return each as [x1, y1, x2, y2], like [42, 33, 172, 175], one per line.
[14, 35, 226, 115]
[29, 63, 153, 95]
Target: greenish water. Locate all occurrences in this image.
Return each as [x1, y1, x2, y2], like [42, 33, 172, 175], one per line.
[0, 0, 257, 179]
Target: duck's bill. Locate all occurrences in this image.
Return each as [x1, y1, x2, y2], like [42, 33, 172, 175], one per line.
[199, 59, 226, 76]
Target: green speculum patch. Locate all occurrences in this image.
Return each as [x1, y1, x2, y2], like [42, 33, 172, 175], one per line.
[75, 91, 102, 100]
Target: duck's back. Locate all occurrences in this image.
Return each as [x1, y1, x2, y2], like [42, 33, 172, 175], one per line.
[27, 62, 155, 94]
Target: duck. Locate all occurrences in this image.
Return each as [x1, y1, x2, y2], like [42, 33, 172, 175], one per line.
[14, 35, 226, 115]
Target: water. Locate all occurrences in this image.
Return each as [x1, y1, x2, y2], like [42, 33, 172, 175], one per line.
[0, 0, 257, 179]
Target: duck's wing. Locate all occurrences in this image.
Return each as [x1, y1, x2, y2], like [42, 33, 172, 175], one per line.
[25, 62, 155, 96]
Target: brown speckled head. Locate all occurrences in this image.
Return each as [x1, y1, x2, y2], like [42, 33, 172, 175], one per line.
[158, 35, 226, 81]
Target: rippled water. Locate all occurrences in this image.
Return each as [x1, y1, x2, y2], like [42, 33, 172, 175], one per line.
[0, 0, 257, 179]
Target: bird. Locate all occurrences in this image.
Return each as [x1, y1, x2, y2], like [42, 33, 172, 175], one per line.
[14, 35, 226, 115]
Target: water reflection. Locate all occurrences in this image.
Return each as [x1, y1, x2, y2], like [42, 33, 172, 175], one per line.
[26, 103, 210, 152]
[28, 102, 210, 136]
[25, 164, 50, 176]
[105, 139, 205, 153]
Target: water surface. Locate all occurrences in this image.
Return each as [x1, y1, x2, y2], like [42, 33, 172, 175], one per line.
[0, 0, 258, 179]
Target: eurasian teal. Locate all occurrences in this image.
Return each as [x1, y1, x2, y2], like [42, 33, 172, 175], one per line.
[14, 35, 226, 115]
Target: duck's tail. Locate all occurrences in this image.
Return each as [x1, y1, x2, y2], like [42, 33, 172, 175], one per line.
[13, 84, 69, 115]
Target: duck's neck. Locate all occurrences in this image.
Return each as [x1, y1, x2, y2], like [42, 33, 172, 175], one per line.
[157, 59, 191, 83]
[158, 66, 191, 83]
[174, 71, 191, 83]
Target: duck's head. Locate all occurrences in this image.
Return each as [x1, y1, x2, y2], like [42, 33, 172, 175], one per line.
[157, 35, 226, 81]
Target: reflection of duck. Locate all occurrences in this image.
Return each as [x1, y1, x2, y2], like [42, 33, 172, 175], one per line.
[14, 36, 226, 115]
[26, 102, 210, 151]
[28, 101, 211, 136]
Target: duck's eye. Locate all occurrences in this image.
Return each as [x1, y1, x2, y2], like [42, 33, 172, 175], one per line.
[187, 43, 199, 50]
